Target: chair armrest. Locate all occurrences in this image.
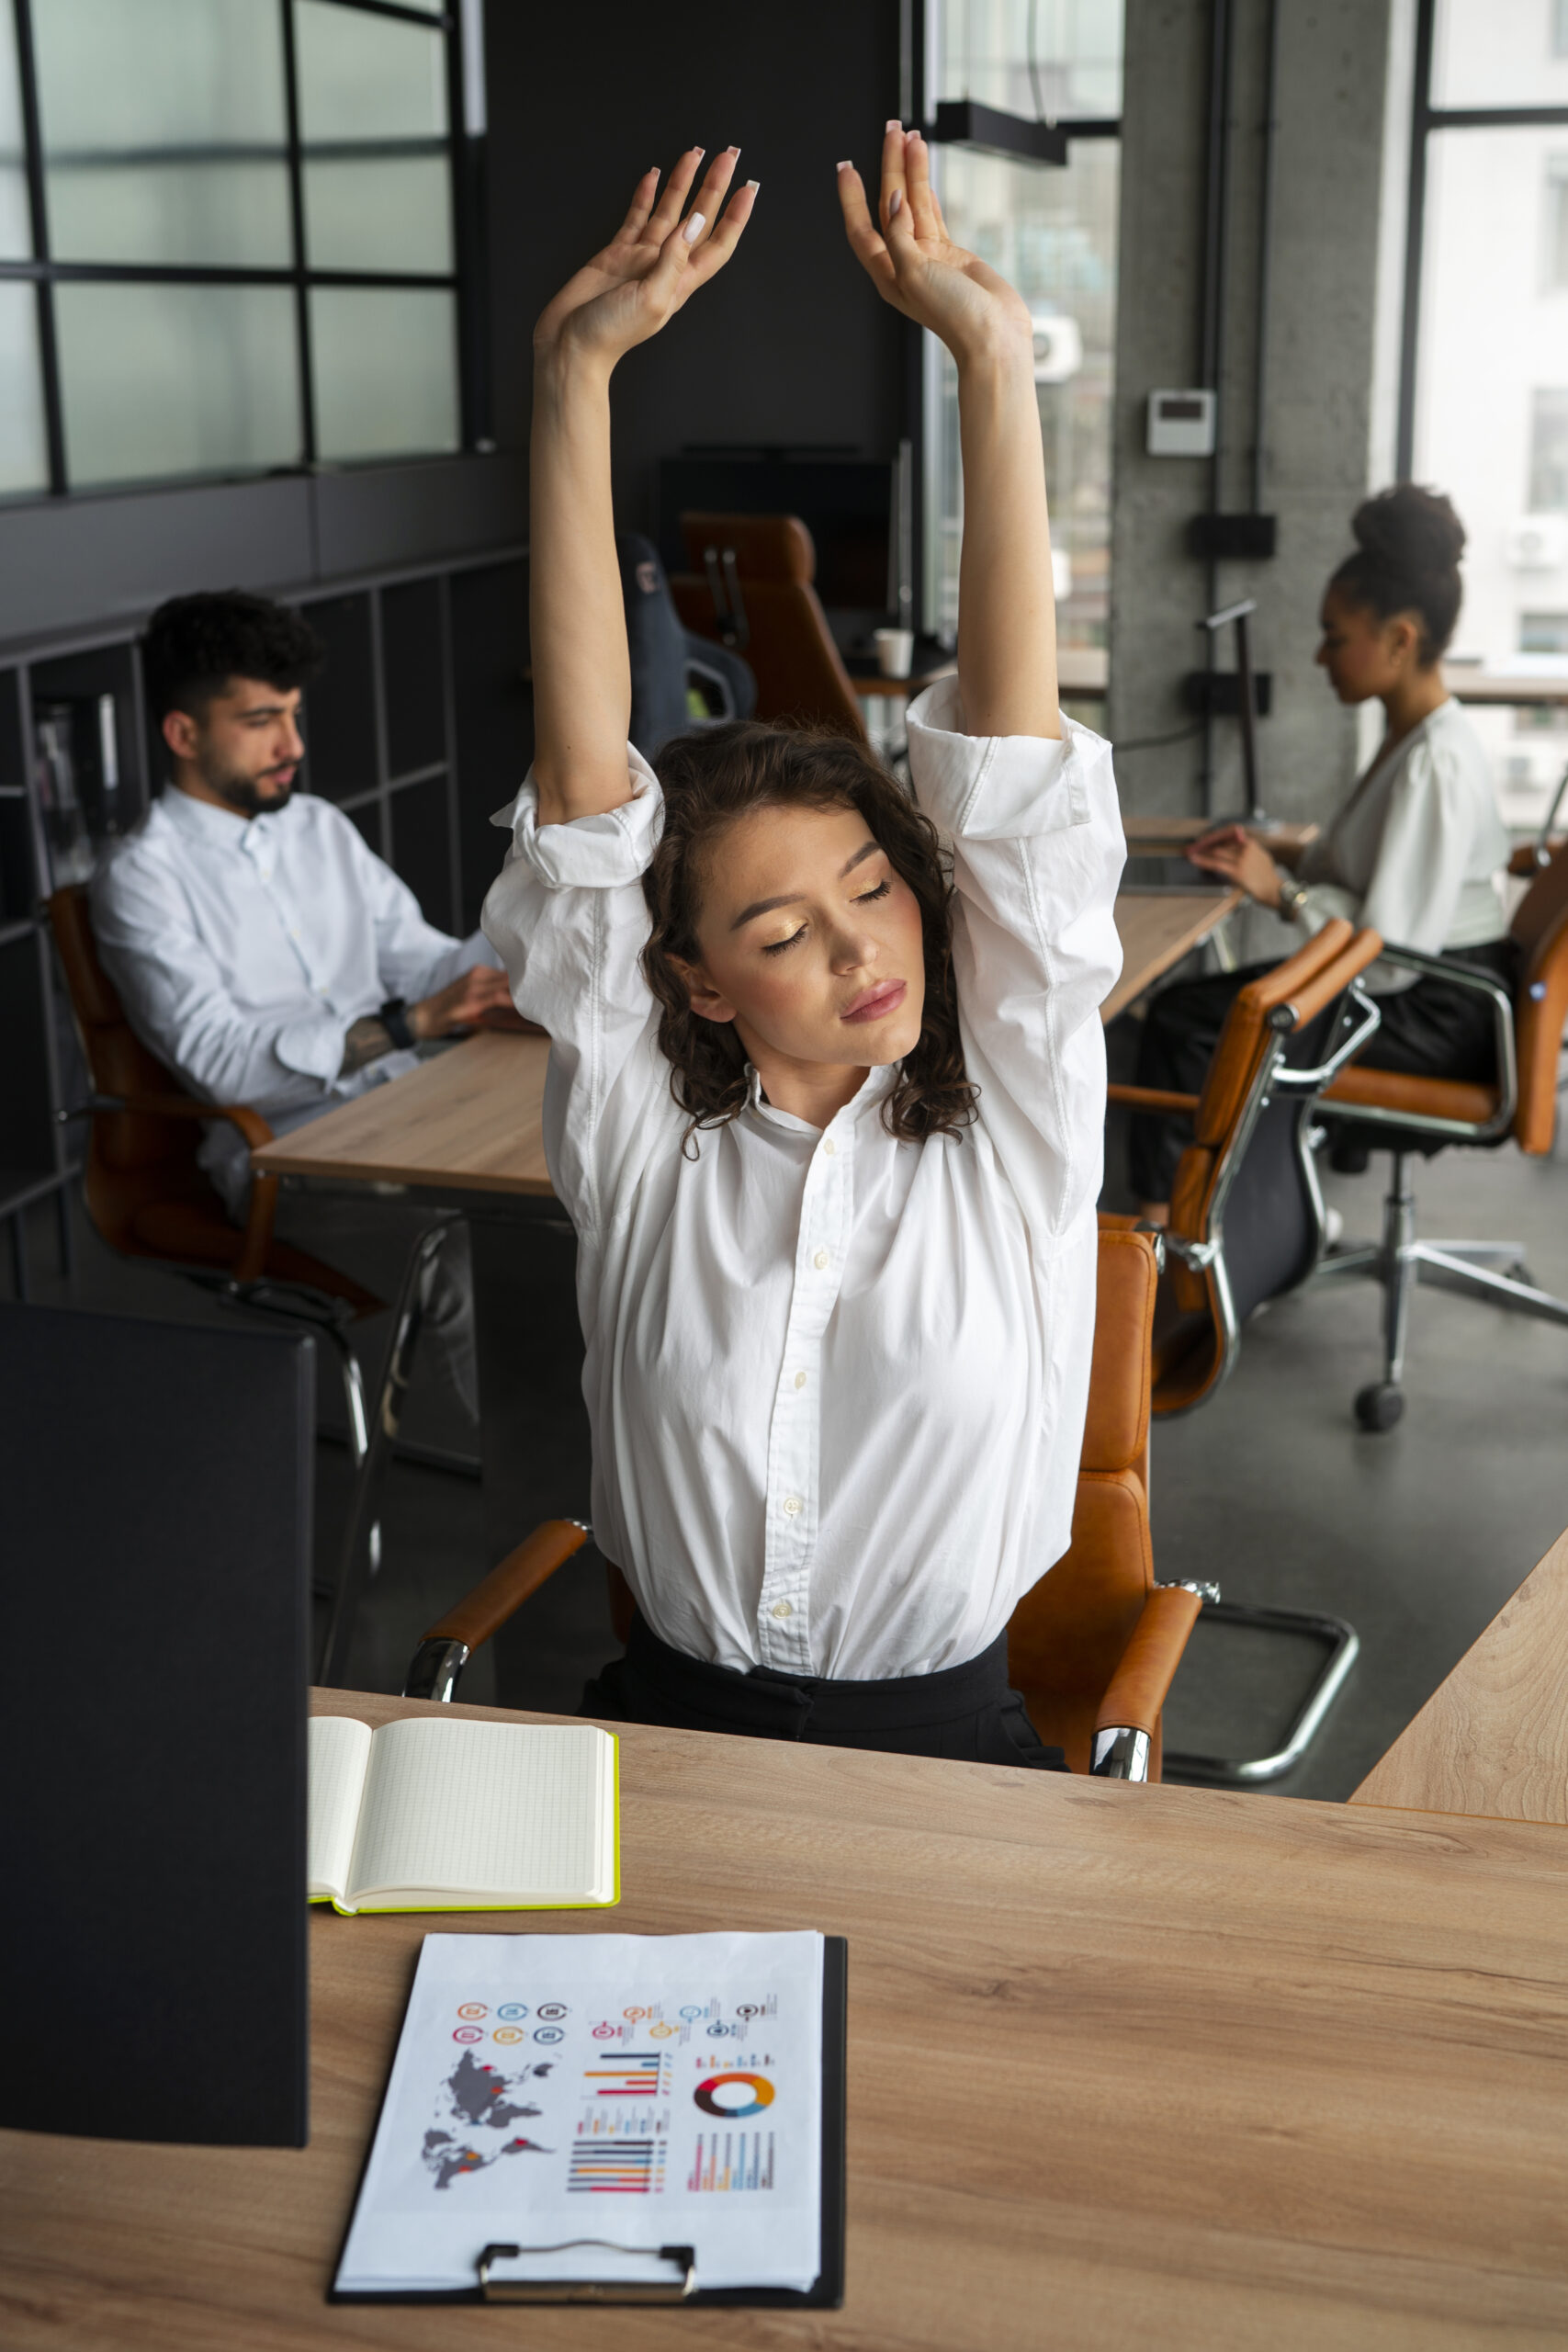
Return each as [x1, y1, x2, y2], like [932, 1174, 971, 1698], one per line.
[88, 1091, 280, 1279]
[1314, 944, 1517, 1143]
[1090, 1585, 1204, 1779]
[1105, 1083, 1201, 1115]
[404, 1519, 591, 1701]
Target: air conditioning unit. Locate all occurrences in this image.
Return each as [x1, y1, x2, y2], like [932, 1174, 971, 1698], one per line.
[1031, 313, 1083, 384]
[1506, 515, 1568, 571]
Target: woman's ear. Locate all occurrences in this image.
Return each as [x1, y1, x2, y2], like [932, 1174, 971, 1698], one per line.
[668, 953, 737, 1025]
[1385, 611, 1423, 673]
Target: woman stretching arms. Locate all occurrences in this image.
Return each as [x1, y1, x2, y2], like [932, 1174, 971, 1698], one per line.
[484, 129, 1124, 1764]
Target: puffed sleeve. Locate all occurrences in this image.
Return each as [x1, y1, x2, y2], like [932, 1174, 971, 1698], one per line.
[480, 748, 677, 1236]
[906, 676, 1125, 1246]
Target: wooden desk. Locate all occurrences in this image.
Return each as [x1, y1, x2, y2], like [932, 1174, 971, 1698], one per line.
[1105, 887, 1242, 1022]
[6, 1688, 1568, 2350]
[253, 1030, 552, 1194]
[1451, 670, 1568, 707]
[1123, 813, 1318, 856]
[1350, 1524, 1568, 1828]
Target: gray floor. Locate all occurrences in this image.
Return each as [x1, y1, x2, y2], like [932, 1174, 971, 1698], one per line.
[11, 1081, 1568, 1803]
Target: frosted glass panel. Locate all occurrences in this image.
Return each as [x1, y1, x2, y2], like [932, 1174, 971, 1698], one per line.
[310, 287, 458, 460]
[0, 0, 30, 259]
[0, 285, 49, 493]
[56, 282, 300, 487]
[296, 3, 448, 141]
[1433, 0, 1568, 109]
[34, 0, 290, 266]
[937, 0, 1122, 118]
[304, 155, 453, 273]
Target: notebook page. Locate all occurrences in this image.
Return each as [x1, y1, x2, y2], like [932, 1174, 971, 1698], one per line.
[346, 1720, 612, 1907]
[308, 1716, 374, 1904]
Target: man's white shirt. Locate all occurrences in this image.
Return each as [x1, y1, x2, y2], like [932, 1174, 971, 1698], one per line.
[92, 785, 499, 1214]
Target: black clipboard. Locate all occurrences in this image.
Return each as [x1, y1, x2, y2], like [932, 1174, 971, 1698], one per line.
[329, 1936, 847, 2310]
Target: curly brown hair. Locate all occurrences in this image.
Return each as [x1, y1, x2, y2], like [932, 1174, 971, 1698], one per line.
[641, 720, 978, 1145]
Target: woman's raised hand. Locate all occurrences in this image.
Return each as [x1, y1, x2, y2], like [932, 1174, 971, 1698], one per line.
[535, 148, 757, 369]
[838, 125, 1032, 365]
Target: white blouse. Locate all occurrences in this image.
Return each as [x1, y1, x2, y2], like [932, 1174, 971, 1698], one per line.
[481, 678, 1125, 1679]
[1293, 697, 1509, 989]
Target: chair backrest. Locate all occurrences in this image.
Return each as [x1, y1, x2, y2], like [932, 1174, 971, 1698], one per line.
[617, 530, 756, 761]
[670, 511, 867, 740]
[1509, 841, 1568, 1154]
[1008, 1227, 1159, 1774]
[1159, 921, 1383, 1411]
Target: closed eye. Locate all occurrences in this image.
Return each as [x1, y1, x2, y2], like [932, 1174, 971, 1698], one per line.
[855, 877, 891, 905]
[761, 924, 808, 957]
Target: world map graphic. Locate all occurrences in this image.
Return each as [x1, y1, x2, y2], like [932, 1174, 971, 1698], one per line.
[421, 2049, 555, 2191]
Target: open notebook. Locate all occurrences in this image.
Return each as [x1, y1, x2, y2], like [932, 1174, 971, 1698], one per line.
[309, 1716, 618, 1916]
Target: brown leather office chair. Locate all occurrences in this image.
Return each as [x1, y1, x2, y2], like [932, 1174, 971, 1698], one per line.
[670, 513, 868, 740]
[1104, 919, 1388, 1781]
[1310, 843, 1568, 1430]
[47, 885, 380, 1443]
[403, 1230, 1206, 1784]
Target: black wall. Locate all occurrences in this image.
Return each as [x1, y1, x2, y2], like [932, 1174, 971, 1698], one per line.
[484, 0, 909, 537]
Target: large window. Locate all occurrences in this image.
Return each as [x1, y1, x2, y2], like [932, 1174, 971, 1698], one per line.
[1403, 0, 1568, 829]
[0, 0, 475, 498]
[922, 1, 1121, 670]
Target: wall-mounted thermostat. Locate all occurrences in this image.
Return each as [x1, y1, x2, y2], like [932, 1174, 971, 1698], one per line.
[1146, 389, 1216, 458]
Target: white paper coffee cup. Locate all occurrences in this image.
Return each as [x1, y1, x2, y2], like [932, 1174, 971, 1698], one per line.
[874, 627, 915, 679]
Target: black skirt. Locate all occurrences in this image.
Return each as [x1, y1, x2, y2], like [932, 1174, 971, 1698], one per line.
[582, 1612, 1066, 1770]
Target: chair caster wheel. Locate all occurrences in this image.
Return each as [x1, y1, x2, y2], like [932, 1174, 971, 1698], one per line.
[1354, 1382, 1404, 1432]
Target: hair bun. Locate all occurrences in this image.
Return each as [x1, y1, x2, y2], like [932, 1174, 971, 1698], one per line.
[1351, 483, 1465, 580]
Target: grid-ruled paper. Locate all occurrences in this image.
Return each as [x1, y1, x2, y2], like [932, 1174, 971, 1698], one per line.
[308, 1716, 374, 1902]
[346, 1720, 613, 1908]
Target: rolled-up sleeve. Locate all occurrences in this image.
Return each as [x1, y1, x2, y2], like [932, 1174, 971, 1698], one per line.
[907, 676, 1125, 1243]
[480, 750, 671, 1234]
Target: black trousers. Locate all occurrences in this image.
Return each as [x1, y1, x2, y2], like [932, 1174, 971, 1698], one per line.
[582, 1612, 1066, 1770]
[1128, 937, 1519, 1202]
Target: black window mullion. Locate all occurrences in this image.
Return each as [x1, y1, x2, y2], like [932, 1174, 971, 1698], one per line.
[447, 0, 490, 450]
[1394, 0, 1438, 484]
[279, 0, 317, 467]
[12, 0, 67, 494]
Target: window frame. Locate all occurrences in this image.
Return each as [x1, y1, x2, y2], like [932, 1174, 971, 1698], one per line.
[1396, 0, 1568, 481]
[1, 0, 484, 498]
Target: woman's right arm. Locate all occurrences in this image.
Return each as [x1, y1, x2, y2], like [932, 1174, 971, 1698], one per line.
[530, 150, 757, 825]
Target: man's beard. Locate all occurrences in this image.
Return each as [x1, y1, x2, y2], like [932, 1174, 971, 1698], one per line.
[206, 764, 295, 820]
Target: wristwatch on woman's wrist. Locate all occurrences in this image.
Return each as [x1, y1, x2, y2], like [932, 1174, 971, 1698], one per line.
[378, 996, 416, 1050]
[1276, 877, 1308, 924]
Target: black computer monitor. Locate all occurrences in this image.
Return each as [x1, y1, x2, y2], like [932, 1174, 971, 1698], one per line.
[658, 449, 897, 616]
[0, 1304, 313, 2146]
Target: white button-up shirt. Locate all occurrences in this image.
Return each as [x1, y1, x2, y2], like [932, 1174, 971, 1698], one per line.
[92, 786, 498, 1214]
[482, 679, 1125, 1679]
[1294, 697, 1510, 991]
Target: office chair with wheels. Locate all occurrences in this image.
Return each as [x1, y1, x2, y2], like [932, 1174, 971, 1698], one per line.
[404, 1231, 1206, 1785]
[1312, 841, 1568, 1431]
[46, 884, 381, 1461]
[1105, 918, 1387, 1781]
[670, 513, 869, 741]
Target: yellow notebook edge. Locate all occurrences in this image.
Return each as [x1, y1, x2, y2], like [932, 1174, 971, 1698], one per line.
[310, 1729, 622, 1918]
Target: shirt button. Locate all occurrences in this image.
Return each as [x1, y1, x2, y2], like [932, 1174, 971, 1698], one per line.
[794, 1370, 807, 1390]
[771, 1600, 794, 1620]
[782, 1496, 803, 1518]
[822, 1138, 836, 1156]
[813, 1249, 829, 1271]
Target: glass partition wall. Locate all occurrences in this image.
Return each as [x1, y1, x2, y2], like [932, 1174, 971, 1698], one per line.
[1404, 0, 1568, 833]
[921, 0, 1122, 682]
[0, 0, 471, 497]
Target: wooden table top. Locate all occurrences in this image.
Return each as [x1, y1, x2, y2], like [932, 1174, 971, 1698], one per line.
[1351, 1524, 1568, 1828]
[1451, 671, 1568, 707]
[1123, 813, 1319, 854]
[6, 1686, 1568, 2350]
[251, 892, 1235, 1193]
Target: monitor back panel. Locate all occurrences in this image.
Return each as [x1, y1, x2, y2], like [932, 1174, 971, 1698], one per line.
[0, 1304, 313, 2146]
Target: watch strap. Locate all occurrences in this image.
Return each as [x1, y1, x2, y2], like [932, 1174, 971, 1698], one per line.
[378, 997, 415, 1051]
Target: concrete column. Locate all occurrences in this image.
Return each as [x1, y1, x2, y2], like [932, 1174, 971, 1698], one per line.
[1109, 0, 1396, 854]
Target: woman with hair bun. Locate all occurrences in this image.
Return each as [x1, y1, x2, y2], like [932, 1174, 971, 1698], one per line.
[1130, 482, 1512, 1211]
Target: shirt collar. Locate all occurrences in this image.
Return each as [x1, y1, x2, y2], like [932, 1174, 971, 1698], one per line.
[157, 781, 281, 860]
[744, 1059, 900, 1136]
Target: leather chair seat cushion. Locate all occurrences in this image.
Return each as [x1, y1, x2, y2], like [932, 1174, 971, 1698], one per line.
[1323, 1064, 1500, 1125]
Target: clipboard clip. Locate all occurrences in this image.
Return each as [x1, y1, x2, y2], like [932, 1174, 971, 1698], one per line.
[477, 2240, 697, 2303]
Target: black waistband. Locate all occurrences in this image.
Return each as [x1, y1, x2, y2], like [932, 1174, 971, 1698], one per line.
[618, 1611, 1014, 1741]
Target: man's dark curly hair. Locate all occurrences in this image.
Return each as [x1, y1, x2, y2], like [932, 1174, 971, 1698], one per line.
[141, 590, 323, 720]
[642, 720, 978, 1146]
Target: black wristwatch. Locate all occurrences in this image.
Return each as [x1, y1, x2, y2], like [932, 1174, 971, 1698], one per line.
[378, 996, 416, 1051]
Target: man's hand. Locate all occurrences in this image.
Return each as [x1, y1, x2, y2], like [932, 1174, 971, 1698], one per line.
[411, 965, 516, 1041]
[838, 125, 1032, 368]
[533, 147, 757, 374]
[1186, 825, 1284, 908]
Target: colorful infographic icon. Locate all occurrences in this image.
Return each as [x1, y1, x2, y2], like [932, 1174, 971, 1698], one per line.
[452, 2027, 483, 2044]
[456, 2003, 488, 2020]
[492, 2027, 525, 2044]
[497, 2002, 529, 2021]
[534, 2026, 565, 2044]
[536, 2002, 569, 2021]
[679, 2005, 705, 2021]
[694, 2072, 774, 2119]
